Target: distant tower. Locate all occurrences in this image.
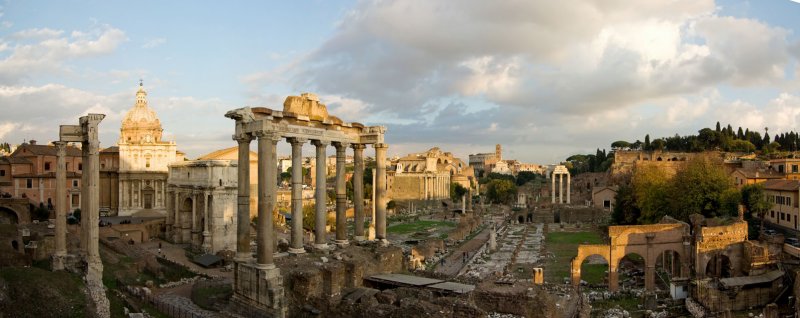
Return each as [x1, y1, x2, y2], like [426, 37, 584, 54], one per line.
[495, 144, 502, 161]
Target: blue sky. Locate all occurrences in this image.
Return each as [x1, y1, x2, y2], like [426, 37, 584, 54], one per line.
[2, 0, 800, 163]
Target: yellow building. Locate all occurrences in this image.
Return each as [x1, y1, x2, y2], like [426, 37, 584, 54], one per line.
[762, 179, 800, 231]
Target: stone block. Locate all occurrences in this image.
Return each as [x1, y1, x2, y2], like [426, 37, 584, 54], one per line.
[322, 262, 345, 299]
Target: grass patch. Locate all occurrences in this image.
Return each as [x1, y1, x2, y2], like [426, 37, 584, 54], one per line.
[387, 220, 455, 234]
[0, 266, 87, 318]
[543, 231, 604, 284]
[546, 232, 604, 245]
[591, 295, 642, 314]
[581, 264, 607, 285]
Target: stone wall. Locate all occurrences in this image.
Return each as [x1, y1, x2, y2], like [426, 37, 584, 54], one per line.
[472, 282, 558, 317]
[694, 279, 781, 312]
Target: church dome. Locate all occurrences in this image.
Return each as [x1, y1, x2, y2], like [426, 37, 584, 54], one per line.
[120, 82, 164, 144]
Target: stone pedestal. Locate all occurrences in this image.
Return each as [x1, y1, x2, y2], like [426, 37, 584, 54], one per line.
[202, 231, 211, 252]
[367, 224, 376, 241]
[51, 252, 68, 271]
[233, 260, 286, 318]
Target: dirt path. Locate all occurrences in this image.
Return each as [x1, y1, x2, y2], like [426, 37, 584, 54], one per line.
[434, 227, 490, 276]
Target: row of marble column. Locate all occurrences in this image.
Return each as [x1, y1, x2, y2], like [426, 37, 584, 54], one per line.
[421, 174, 449, 200]
[551, 172, 571, 204]
[120, 179, 166, 209]
[234, 132, 388, 269]
[166, 189, 212, 251]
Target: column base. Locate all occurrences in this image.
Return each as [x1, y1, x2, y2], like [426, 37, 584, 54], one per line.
[335, 239, 349, 247]
[234, 253, 254, 263]
[378, 239, 390, 246]
[288, 247, 306, 254]
[354, 235, 366, 242]
[51, 252, 68, 271]
[314, 243, 329, 250]
[232, 261, 286, 318]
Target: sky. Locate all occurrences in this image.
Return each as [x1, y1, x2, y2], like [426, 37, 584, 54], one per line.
[1, 0, 800, 164]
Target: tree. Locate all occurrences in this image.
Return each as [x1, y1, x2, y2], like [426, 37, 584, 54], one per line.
[33, 203, 50, 221]
[644, 134, 651, 150]
[668, 155, 735, 220]
[741, 184, 771, 236]
[631, 165, 671, 223]
[515, 171, 538, 186]
[611, 140, 631, 150]
[485, 179, 517, 204]
[450, 182, 468, 201]
[612, 184, 640, 225]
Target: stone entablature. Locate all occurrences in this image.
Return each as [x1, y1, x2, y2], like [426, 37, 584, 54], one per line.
[166, 160, 238, 253]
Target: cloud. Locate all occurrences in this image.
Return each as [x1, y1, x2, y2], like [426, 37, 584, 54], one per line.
[0, 25, 127, 84]
[142, 37, 166, 49]
[236, 0, 800, 162]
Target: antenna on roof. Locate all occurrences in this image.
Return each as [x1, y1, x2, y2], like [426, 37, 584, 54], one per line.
[139, 78, 143, 87]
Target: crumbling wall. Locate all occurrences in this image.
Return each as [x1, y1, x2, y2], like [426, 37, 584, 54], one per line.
[472, 283, 558, 317]
[694, 279, 781, 312]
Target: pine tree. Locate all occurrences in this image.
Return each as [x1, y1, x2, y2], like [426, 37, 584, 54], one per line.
[716, 122, 721, 133]
[737, 127, 744, 139]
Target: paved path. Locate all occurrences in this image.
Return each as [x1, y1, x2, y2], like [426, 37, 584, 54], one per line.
[434, 226, 490, 276]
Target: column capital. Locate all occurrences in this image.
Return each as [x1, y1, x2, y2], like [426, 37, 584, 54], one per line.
[233, 133, 254, 143]
[311, 139, 330, 147]
[351, 143, 367, 150]
[287, 137, 307, 145]
[254, 131, 281, 142]
[373, 142, 388, 149]
[332, 141, 351, 150]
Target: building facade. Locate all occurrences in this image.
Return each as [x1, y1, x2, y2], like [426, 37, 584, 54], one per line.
[0, 141, 83, 215]
[468, 144, 501, 177]
[117, 83, 183, 216]
[388, 147, 474, 201]
[166, 160, 238, 253]
[762, 179, 800, 231]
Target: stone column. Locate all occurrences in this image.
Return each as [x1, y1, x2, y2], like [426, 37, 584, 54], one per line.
[645, 266, 655, 291]
[334, 142, 349, 246]
[466, 187, 473, 212]
[173, 191, 180, 243]
[256, 132, 279, 266]
[313, 140, 329, 249]
[374, 143, 388, 241]
[80, 140, 89, 252]
[53, 141, 68, 270]
[352, 144, 366, 240]
[235, 134, 253, 261]
[191, 192, 198, 246]
[424, 175, 429, 200]
[165, 187, 173, 237]
[288, 138, 306, 254]
[566, 173, 571, 204]
[80, 114, 104, 266]
[202, 191, 211, 252]
[138, 180, 142, 208]
[608, 269, 619, 292]
[551, 173, 556, 204]
[558, 173, 563, 204]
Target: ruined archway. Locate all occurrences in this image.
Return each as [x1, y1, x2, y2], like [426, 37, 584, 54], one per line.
[579, 254, 609, 287]
[618, 252, 646, 289]
[655, 249, 682, 288]
[572, 244, 611, 288]
[0, 206, 19, 224]
[705, 254, 733, 278]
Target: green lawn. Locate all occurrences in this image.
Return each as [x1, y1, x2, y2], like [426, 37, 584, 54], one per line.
[387, 220, 455, 234]
[543, 230, 605, 284]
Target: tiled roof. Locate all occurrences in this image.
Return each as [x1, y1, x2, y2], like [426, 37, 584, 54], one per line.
[733, 168, 784, 179]
[762, 179, 800, 191]
[0, 156, 32, 164]
[11, 143, 82, 157]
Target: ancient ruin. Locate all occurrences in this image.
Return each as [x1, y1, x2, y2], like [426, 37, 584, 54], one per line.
[551, 164, 571, 204]
[224, 93, 388, 316]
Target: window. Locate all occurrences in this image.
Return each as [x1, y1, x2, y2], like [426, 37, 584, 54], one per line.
[779, 165, 785, 173]
[26, 179, 32, 188]
[78, 163, 82, 171]
[146, 158, 151, 168]
[771, 211, 775, 218]
[794, 165, 799, 173]
[44, 162, 51, 171]
[72, 179, 78, 187]
[0, 170, 4, 176]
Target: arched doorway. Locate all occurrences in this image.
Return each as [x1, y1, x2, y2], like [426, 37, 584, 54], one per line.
[705, 254, 733, 278]
[0, 207, 19, 224]
[618, 253, 646, 289]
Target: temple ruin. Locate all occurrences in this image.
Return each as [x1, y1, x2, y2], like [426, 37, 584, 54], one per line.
[224, 93, 388, 316]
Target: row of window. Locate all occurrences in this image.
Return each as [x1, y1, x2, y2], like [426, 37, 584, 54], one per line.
[24, 179, 79, 188]
[768, 195, 793, 207]
[770, 210, 799, 229]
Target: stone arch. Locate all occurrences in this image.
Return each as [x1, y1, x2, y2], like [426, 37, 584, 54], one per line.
[617, 252, 647, 289]
[656, 157, 663, 161]
[654, 248, 684, 281]
[705, 253, 733, 278]
[571, 244, 611, 288]
[0, 206, 20, 224]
